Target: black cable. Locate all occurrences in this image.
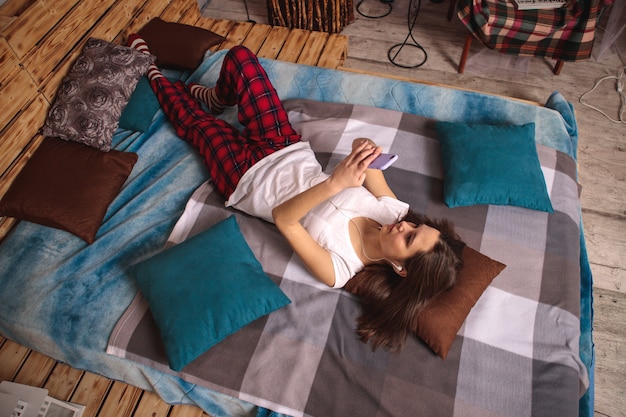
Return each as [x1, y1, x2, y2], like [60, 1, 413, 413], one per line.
[387, 0, 427, 68]
[356, 0, 393, 19]
[242, 0, 256, 23]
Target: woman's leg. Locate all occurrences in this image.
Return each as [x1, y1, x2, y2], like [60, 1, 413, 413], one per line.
[127, 35, 256, 197]
[194, 46, 301, 157]
[189, 83, 225, 115]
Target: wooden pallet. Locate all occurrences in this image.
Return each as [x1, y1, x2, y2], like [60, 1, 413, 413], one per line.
[0, 0, 348, 242]
[0, 334, 212, 417]
[0, 1, 348, 415]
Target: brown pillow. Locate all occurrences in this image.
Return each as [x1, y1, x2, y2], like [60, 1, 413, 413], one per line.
[413, 246, 506, 359]
[0, 137, 138, 244]
[138, 18, 225, 70]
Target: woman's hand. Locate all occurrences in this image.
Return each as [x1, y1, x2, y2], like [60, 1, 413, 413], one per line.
[352, 137, 377, 151]
[350, 138, 398, 199]
[329, 139, 382, 192]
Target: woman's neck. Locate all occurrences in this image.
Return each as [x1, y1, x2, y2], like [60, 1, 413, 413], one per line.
[349, 217, 384, 265]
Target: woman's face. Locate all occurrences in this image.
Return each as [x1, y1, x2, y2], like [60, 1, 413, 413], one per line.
[380, 222, 440, 264]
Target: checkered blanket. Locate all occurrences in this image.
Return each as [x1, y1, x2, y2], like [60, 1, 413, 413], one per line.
[457, 0, 604, 61]
[107, 98, 588, 417]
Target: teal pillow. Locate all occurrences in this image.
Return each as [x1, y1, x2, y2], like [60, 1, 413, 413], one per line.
[435, 122, 553, 213]
[130, 215, 291, 371]
[118, 76, 160, 132]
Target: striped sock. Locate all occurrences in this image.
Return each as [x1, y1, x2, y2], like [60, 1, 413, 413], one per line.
[127, 34, 163, 81]
[145, 65, 163, 81]
[189, 83, 225, 114]
[127, 34, 150, 54]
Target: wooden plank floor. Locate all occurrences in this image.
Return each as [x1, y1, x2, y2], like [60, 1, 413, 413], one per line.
[1, 0, 623, 416]
[0, 334, 211, 417]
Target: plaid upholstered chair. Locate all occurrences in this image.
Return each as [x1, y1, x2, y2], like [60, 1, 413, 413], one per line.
[449, 0, 609, 75]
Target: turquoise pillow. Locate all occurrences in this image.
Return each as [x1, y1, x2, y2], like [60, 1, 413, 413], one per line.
[435, 122, 553, 213]
[130, 215, 291, 371]
[118, 76, 160, 132]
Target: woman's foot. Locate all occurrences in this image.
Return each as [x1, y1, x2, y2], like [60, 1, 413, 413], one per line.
[127, 34, 150, 54]
[127, 34, 163, 81]
[189, 83, 225, 115]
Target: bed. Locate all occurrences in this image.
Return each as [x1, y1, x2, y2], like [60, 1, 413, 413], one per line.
[0, 39, 593, 417]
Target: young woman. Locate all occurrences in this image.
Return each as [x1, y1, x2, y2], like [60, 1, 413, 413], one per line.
[128, 38, 465, 350]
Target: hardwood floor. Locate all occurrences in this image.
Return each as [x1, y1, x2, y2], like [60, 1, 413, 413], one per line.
[0, 335, 212, 417]
[200, 1, 626, 416]
[1, 0, 623, 415]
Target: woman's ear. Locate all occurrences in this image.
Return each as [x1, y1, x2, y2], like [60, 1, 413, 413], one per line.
[392, 262, 407, 277]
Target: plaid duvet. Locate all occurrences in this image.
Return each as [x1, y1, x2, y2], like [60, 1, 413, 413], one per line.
[457, 0, 604, 61]
[107, 98, 588, 417]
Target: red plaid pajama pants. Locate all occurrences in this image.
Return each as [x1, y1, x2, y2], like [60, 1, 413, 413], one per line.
[150, 45, 301, 198]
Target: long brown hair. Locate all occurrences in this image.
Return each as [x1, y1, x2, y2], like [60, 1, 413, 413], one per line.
[344, 211, 465, 351]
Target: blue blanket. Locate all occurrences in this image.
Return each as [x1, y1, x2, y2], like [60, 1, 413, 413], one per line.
[0, 50, 592, 417]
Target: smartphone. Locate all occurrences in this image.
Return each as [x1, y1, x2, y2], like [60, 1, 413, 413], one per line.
[368, 153, 398, 170]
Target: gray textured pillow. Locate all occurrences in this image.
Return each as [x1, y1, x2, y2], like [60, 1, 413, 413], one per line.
[42, 38, 154, 151]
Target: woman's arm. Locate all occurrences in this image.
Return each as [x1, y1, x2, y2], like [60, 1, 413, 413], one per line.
[353, 138, 397, 199]
[272, 141, 380, 286]
[272, 180, 342, 286]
